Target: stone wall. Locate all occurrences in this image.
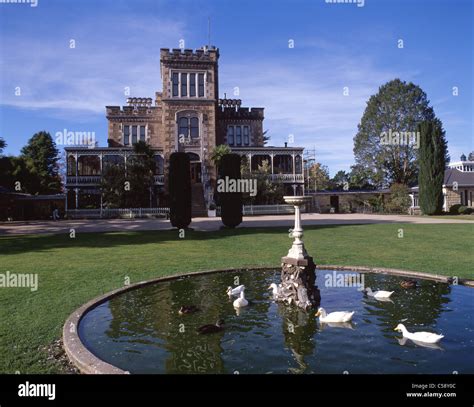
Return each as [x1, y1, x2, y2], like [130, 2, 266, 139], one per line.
[444, 187, 474, 210]
[106, 106, 162, 148]
[216, 106, 264, 146]
[312, 192, 387, 213]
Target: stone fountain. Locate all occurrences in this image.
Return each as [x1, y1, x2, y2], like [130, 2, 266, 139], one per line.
[279, 195, 320, 310]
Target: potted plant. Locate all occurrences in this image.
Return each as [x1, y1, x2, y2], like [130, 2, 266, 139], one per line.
[208, 202, 217, 217]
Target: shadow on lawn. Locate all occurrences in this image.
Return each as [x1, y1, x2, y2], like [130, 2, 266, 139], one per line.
[0, 223, 379, 257]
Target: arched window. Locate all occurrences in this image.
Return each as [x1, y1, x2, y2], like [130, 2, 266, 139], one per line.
[186, 152, 200, 162]
[190, 117, 199, 138]
[154, 155, 164, 174]
[295, 155, 302, 174]
[177, 114, 199, 139]
[178, 117, 189, 138]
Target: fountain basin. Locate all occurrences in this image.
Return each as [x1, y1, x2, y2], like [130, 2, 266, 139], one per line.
[64, 266, 474, 374]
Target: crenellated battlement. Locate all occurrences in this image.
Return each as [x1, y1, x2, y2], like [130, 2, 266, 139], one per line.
[106, 103, 157, 117]
[218, 99, 264, 120]
[160, 46, 219, 64]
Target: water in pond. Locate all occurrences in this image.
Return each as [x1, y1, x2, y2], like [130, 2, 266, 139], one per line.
[79, 269, 474, 374]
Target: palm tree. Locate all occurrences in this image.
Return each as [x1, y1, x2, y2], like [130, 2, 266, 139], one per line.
[210, 144, 231, 171]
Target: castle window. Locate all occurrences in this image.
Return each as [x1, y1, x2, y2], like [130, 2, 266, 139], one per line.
[189, 73, 196, 97]
[123, 125, 146, 145]
[190, 117, 199, 138]
[131, 126, 138, 144]
[227, 126, 234, 145]
[178, 116, 200, 139]
[295, 155, 302, 173]
[181, 73, 187, 97]
[236, 126, 242, 146]
[172, 73, 179, 97]
[178, 117, 189, 138]
[243, 126, 250, 145]
[123, 125, 130, 145]
[198, 73, 205, 97]
[172, 71, 206, 98]
[154, 155, 164, 175]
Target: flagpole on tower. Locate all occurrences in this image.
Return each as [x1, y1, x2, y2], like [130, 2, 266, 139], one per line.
[208, 17, 211, 48]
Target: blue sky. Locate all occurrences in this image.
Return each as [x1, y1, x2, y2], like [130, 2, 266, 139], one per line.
[0, 0, 472, 175]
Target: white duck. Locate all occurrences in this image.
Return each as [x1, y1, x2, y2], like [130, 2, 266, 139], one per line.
[227, 285, 245, 297]
[233, 291, 249, 308]
[315, 307, 355, 323]
[394, 323, 444, 344]
[365, 287, 394, 299]
[268, 283, 281, 296]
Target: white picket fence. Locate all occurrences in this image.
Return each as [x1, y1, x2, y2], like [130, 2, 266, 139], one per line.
[67, 208, 169, 219]
[217, 204, 305, 216]
[68, 204, 303, 219]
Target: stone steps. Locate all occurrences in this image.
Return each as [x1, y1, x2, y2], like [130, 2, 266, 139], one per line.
[191, 183, 207, 217]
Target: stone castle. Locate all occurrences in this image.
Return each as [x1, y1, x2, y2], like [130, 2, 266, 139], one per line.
[65, 46, 305, 215]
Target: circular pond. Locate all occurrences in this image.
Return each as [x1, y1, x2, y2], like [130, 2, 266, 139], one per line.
[78, 269, 474, 374]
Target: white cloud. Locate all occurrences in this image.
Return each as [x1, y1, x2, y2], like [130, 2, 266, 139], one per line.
[0, 17, 427, 174]
[0, 14, 187, 116]
[219, 53, 414, 173]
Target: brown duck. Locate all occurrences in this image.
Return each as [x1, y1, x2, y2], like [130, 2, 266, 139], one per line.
[197, 320, 225, 334]
[178, 305, 200, 315]
[400, 279, 417, 289]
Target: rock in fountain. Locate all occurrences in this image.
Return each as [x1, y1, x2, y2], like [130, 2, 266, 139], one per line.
[279, 196, 320, 310]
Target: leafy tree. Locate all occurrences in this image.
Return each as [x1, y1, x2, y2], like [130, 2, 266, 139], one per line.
[241, 158, 284, 204]
[307, 162, 330, 191]
[418, 120, 448, 215]
[263, 130, 270, 146]
[385, 183, 411, 214]
[210, 144, 231, 170]
[331, 170, 350, 190]
[353, 79, 441, 188]
[21, 131, 61, 194]
[101, 163, 126, 208]
[348, 164, 375, 190]
[124, 141, 156, 207]
[0, 137, 6, 155]
[0, 156, 35, 192]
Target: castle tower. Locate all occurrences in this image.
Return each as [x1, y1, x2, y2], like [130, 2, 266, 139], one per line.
[160, 46, 220, 211]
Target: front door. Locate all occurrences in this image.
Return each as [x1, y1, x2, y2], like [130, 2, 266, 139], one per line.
[190, 162, 202, 183]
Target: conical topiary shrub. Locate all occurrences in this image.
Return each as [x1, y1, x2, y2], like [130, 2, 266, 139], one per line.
[169, 152, 191, 229]
[219, 154, 243, 228]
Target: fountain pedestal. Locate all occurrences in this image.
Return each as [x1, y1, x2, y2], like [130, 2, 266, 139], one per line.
[280, 196, 320, 310]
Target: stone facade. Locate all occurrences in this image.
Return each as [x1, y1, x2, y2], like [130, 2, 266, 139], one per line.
[311, 190, 390, 213]
[444, 187, 474, 210]
[64, 45, 305, 211]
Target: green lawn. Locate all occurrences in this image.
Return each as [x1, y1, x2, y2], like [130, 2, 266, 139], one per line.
[427, 215, 474, 221]
[0, 223, 473, 373]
